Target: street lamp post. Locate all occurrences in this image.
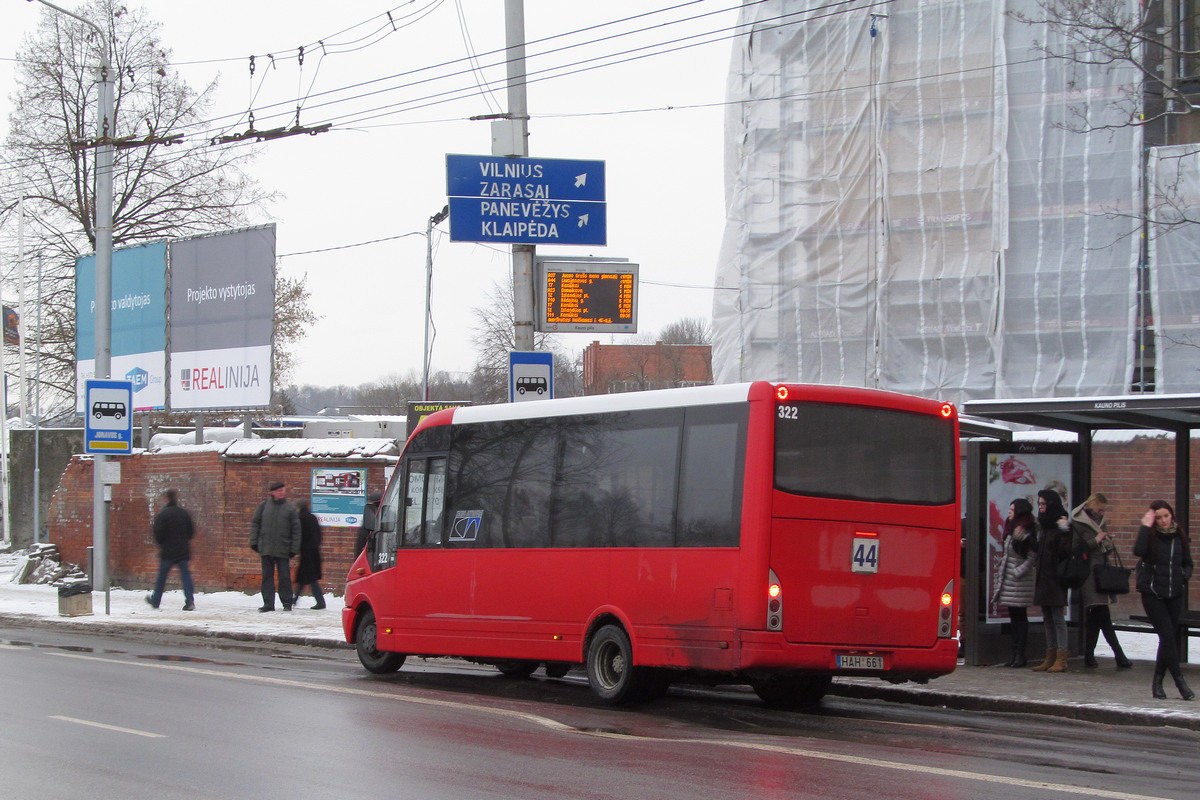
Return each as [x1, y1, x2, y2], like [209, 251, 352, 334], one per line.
[33, 0, 115, 610]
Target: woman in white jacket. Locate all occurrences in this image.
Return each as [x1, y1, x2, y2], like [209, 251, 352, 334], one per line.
[993, 499, 1038, 667]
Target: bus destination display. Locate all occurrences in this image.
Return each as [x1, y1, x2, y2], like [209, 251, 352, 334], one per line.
[539, 263, 638, 333]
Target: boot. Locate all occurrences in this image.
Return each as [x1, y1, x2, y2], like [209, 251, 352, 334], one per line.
[1046, 649, 1069, 673]
[1031, 649, 1056, 672]
[1152, 671, 1167, 700]
[1175, 675, 1196, 701]
[1010, 617, 1028, 668]
[1106, 634, 1132, 669]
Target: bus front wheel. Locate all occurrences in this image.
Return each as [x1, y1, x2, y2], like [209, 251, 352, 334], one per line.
[586, 624, 645, 704]
[750, 675, 832, 709]
[355, 609, 405, 674]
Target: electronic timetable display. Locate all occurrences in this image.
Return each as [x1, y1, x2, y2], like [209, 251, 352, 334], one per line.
[537, 261, 638, 333]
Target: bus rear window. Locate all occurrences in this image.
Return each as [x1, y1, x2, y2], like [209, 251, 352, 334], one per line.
[774, 403, 955, 505]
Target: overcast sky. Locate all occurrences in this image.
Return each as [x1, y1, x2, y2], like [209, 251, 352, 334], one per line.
[1, 1, 738, 392]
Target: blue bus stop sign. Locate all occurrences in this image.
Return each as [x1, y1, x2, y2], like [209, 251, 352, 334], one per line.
[84, 379, 134, 454]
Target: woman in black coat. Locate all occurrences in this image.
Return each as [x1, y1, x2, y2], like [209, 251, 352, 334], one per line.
[1134, 500, 1194, 700]
[294, 499, 326, 610]
[1031, 489, 1072, 672]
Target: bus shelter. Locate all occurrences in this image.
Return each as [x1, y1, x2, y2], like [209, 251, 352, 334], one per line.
[959, 394, 1200, 666]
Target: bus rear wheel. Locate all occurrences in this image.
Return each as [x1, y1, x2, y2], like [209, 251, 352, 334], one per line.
[355, 609, 405, 674]
[750, 675, 832, 709]
[586, 624, 647, 704]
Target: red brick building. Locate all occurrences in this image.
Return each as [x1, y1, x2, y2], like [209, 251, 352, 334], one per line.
[47, 442, 397, 595]
[582, 340, 712, 395]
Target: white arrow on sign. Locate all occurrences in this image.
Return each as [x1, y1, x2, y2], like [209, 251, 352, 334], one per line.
[575, 173, 587, 188]
[578, 214, 589, 228]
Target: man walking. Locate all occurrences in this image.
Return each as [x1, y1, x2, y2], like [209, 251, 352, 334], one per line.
[145, 488, 196, 611]
[249, 481, 301, 612]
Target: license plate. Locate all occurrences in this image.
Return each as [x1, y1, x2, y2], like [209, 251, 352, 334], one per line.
[837, 655, 885, 669]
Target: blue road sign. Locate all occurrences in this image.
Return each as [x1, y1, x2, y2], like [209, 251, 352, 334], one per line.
[509, 351, 554, 403]
[448, 197, 607, 246]
[446, 154, 605, 201]
[446, 154, 607, 246]
[85, 379, 134, 455]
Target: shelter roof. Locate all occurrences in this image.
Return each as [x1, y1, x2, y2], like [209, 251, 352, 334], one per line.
[963, 394, 1200, 435]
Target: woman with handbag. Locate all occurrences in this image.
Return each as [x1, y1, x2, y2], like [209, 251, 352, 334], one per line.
[1134, 500, 1195, 701]
[1032, 489, 1072, 673]
[1070, 493, 1132, 669]
[992, 500, 1038, 667]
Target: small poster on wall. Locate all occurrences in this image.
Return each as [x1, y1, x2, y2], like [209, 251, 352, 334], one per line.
[310, 467, 368, 527]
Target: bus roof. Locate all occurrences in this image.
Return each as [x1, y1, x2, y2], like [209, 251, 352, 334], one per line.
[453, 383, 757, 425]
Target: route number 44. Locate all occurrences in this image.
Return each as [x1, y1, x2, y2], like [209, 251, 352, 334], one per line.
[851, 537, 879, 574]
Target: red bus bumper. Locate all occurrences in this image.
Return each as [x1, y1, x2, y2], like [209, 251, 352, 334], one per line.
[739, 631, 959, 678]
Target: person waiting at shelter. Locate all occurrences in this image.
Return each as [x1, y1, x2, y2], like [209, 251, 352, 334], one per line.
[1070, 493, 1132, 669]
[1134, 500, 1194, 701]
[1032, 489, 1072, 673]
[992, 498, 1037, 667]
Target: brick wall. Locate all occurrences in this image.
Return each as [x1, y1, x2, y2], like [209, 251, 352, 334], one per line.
[47, 451, 393, 595]
[1090, 434, 1200, 616]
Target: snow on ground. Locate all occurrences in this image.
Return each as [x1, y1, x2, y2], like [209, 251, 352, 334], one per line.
[0, 545, 1192, 662]
[0, 546, 347, 644]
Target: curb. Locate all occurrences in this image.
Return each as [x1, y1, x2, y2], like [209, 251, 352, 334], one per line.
[829, 681, 1200, 731]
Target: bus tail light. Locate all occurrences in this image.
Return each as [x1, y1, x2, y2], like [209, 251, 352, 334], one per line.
[937, 580, 954, 638]
[767, 569, 783, 631]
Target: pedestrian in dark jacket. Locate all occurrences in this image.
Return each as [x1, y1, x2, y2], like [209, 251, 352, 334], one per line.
[1071, 493, 1132, 669]
[1032, 489, 1072, 673]
[1134, 500, 1195, 701]
[992, 498, 1037, 667]
[145, 488, 196, 611]
[294, 499, 326, 610]
[250, 481, 301, 612]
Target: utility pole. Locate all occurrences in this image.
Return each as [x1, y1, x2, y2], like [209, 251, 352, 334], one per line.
[423, 205, 449, 401]
[35, 0, 114, 611]
[504, 0, 535, 353]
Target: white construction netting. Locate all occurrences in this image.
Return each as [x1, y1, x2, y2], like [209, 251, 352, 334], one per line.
[712, 0, 1177, 401]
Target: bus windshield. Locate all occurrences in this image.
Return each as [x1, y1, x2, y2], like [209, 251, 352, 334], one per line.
[774, 402, 955, 505]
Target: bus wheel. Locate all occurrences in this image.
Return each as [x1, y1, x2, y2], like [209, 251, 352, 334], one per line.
[587, 624, 644, 704]
[495, 660, 538, 679]
[355, 609, 405, 674]
[544, 662, 571, 679]
[750, 675, 832, 709]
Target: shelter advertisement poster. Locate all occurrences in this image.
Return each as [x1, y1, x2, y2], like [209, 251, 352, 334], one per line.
[74, 241, 168, 412]
[310, 467, 368, 528]
[168, 226, 275, 410]
[984, 443, 1076, 624]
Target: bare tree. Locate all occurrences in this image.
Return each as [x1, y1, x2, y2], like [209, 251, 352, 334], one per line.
[658, 316, 712, 345]
[1, 0, 277, 411]
[470, 277, 580, 403]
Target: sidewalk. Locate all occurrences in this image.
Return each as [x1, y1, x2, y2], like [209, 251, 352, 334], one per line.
[1, 578, 1197, 730]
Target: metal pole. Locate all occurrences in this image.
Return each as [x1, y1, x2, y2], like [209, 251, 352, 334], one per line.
[35, 1, 114, 611]
[504, 0, 535, 354]
[422, 205, 448, 401]
[34, 256, 42, 543]
[16, 199, 28, 424]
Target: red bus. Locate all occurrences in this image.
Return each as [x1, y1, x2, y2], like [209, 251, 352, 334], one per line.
[343, 381, 960, 706]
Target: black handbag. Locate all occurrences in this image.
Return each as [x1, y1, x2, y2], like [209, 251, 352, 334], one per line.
[1094, 548, 1131, 595]
[1054, 532, 1090, 589]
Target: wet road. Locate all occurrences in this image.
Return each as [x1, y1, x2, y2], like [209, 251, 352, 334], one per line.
[1, 626, 1196, 799]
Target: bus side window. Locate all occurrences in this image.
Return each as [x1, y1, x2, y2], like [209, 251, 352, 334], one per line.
[403, 460, 427, 546]
[402, 456, 447, 547]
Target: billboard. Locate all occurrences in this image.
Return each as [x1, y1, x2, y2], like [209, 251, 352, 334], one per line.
[75, 241, 168, 411]
[981, 442, 1076, 624]
[168, 226, 275, 410]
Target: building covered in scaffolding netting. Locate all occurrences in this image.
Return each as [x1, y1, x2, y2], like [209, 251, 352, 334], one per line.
[712, 0, 1200, 402]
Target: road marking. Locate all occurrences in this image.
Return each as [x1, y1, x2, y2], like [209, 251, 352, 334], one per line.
[46, 652, 1176, 800]
[49, 715, 166, 738]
